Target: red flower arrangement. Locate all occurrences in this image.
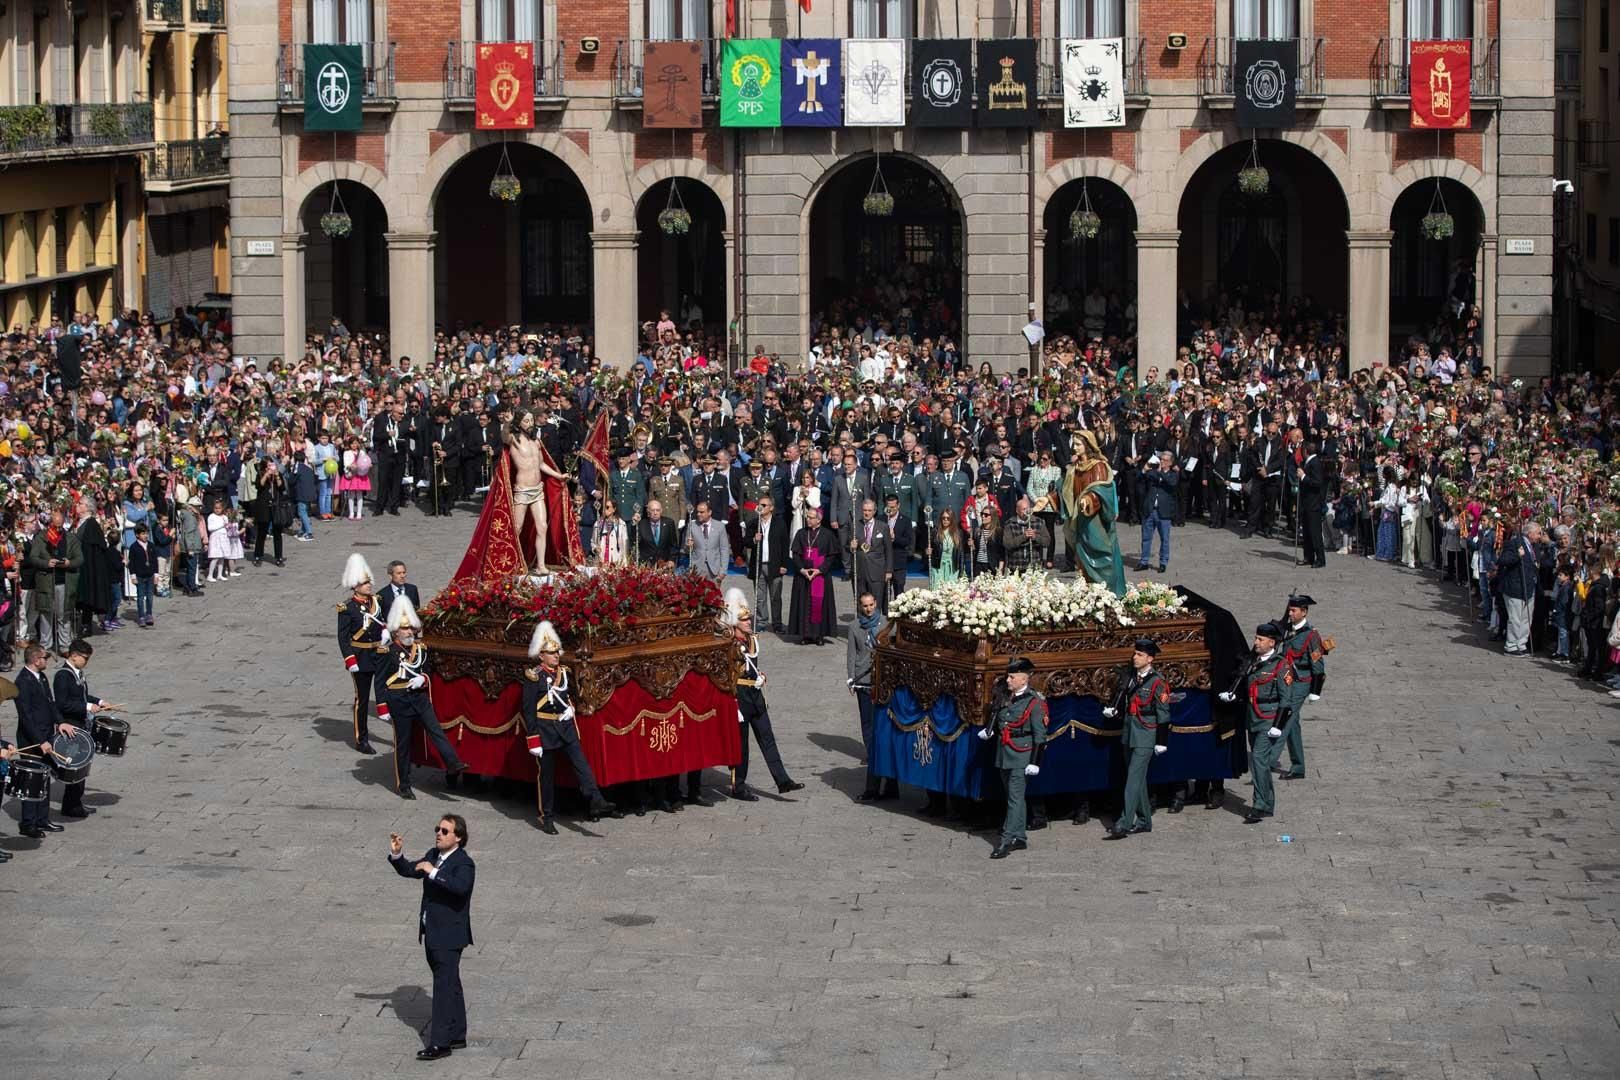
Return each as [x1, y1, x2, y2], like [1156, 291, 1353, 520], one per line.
[423, 564, 723, 639]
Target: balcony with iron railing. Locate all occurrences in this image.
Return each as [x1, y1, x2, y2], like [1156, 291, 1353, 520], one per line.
[148, 135, 229, 188]
[612, 39, 721, 103]
[1555, 48, 1580, 91]
[445, 40, 566, 108]
[1579, 120, 1609, 171]
[145, 0, 182, 26]
[189, 0, 225, 28]
[1198, 37, 1325, 107]
[0, 101, 155, 162]
[1371, 38, 1500, 109]
[277, 43, 397, 107]
[1036, 37, 1148, 105]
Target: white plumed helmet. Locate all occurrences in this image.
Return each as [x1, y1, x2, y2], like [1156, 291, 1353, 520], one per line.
[341, 553, 374, 590]
[723, 587, 751, 627]
[387, 594, 422, 633]
[529, 620, 562, 658]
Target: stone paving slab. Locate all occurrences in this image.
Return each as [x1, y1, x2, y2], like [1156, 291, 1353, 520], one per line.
[1, 514, 1617, 1079]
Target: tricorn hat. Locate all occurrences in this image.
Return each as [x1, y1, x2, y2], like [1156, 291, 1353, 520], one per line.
[1133, 638, 1160, 657]
[1006, 656, 1035, 675]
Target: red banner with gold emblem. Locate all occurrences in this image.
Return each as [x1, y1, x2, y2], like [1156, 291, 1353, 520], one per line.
[1411, 40, 1470, 130]
[476, 41, 534, 130]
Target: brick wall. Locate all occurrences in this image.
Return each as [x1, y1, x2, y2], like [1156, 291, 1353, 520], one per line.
[298, 132, 387, 174]
[1392, 130, 1483, 173]
[1317, 5, 1389, 80]
[1140, 0, 1213, 80]
[390, 4, 459, 82]
[1048, 130, 1135, 170]
[279, 0, 292, 44]
[633, 130, 726, 171]
[558, 2, 630, 80]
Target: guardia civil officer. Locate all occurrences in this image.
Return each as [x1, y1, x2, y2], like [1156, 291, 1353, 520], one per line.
[1102, 638, 1171, 839]
[522, 620, 618, 834]
[977, 656, 1048, 860]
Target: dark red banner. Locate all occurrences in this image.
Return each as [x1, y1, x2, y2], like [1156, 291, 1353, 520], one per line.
[1411, 40, 1470, 130]
[476, 41, 534, 130]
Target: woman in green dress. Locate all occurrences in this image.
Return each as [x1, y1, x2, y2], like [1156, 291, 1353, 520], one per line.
[928, 508, 965, 587]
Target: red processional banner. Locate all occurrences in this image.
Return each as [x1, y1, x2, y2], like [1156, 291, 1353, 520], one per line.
[476, 41, 534, 130]
[1410, 40, 1471, 130]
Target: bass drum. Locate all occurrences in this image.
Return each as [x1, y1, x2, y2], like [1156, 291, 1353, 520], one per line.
[93, 715, 130, 756]
[48, 728, 96, 785]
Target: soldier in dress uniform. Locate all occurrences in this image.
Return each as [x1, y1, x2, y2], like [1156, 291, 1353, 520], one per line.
[1277, 593, 1327, 781]
[374, 595, 467, 800]
[521, 620, 618, 835]
[924, 448, 972, 554]
[609, 446, 646, 525]
[976, 656, 1048, 860]
[724, 588, 804, 801]
[1102, 638, 1172, 840]
[336, 553, 385, 755]
[1218, 622, 1295, 824]
[646, 455, 689, 549]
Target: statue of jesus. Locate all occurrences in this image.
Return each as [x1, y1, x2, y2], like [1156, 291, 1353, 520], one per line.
[505, 410, 568, 571]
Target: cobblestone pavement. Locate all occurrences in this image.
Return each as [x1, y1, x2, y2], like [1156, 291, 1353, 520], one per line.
[1, 513, 1616, 1080]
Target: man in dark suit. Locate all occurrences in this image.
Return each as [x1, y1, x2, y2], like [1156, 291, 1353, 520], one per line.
[12, 644, 75, 838]
[425, 405, 461, 514]
[388, 814, 475, 1061]
[636, 500, 679, 568]
[847, 498, 894, 613]
[372, 399, 408, 516]
[1243, 420, 1286, 539]
[1296, 441, 1329, 568]
[881, 493, 914, 605]
[52, 638, 104, 819]
[377, 560, 421, 621]
[744, 494, 791, 632]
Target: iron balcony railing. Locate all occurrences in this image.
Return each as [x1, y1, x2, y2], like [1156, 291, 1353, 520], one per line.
[1579, 120, 1609, 170]
[444, 40, 566, 102]
[149, 136, 229, 182]
[190, 0, 225, 26]
[1198, 37, 1325, 99]
[1371, 38, 1500, 100]
[613, 39, 721, 101]
[145, 0, 182, 24]
[0, 101, 154, 159]
[1036, 37, 1147, 100]
[277, 42, 397, 104]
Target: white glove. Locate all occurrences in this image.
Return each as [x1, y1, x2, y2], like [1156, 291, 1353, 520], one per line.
[757, 674, 767, 688]
[1153, 745, 1167, 756]
[739, 709, 747, 724]
[1023, 764, 1039, 777]
[1101, 706, 1117, 718]
[1267, 726, 1282, 739]
[528, 745, 544, 758]
[561, 705, 576, 724]
[1218, 692, 1236, 703]
[1307, 693, 1321, 702]
[976, 727, 993, 741]
[407, 675, 426, 690]
[380, 629, 391, 645]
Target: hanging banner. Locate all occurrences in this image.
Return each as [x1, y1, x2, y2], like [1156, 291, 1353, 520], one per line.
[475, 42, 534, 130]
[720, 38, 782, 128]
[1233, 39, 1297, 129]
[1061, 37, 1125, 128]
[1410, 40, 1471, 129]
[844, 39, 905, 126]
[976, 38, 1037, 127]
[303, 44, 364, 132]
[911, 39, 972, 128]
[643, 40, 703, 129]
[782, 38, 841, 127]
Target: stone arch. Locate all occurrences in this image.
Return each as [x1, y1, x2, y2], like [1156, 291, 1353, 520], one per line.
[1035, 157, 1143, 226]
[416, 130, 625, 229]
[284, 160, 397, 234]
[1378, 158, 1495, 233]
[1173, 129, 1358, 225]
[630, 158, 732, 231]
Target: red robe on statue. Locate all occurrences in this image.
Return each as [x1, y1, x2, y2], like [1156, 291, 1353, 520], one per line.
[451, 445, 582, 583]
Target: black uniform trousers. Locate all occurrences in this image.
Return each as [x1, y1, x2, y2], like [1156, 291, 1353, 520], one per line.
[537, 735, 603, 821]
[1301, 497, 1326, 566]
[735, 689, 789, 789]
[425, 945, 467, 1047]
[19, 765, 50, 828]
[60, 778, 85, 815]
[374, 452, 405, 512]
[854, 687, 884, 796]
[391, 698, 463, 792]
[350, 669, 373, 744]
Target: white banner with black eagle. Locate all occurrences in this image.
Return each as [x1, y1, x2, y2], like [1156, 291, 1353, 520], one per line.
[1061, 37, 1125, 128]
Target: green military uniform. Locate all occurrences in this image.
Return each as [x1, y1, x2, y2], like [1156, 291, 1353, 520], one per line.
[923, 466, 971, 531]
[1109, 663, 1171, 835]
[1242, 640, 1294, 820]
[610, 462, 646, 523]
[877, 468, 922, 525]
[984, 671, 1048, 852]
[739, 469, 771, 529]
[1277, 604, 1326, 780]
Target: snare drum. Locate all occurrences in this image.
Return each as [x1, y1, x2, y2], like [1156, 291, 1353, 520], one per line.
[48, 729, 95, 785]
[5, 757, 51, 801]
[93, 716, 130, 756]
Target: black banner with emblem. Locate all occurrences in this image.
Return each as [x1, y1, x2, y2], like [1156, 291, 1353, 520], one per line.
[975, 38, 1037, 127]
[910, 39, 972, 127]
[1233, 39, 1297, 129]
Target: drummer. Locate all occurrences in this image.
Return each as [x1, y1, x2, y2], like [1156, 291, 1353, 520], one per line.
[53, 639, 106, 819]
[11, 644, 79, 839]
[0, 740, 14, 861]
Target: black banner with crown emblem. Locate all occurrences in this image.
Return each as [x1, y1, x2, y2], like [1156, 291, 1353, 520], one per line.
[975, 38, 1037, 127]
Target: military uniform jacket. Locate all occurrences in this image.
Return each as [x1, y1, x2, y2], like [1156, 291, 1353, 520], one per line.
[647, 471, 689, 524]
[735, 634, 767, 715]
[376, 642, 431, 713]
[990, 687, 1049, 769]
[877, 470, 922, 521]
[522, 664, 579, 749]
[338, 595, 386, 674]
[1120, 668, 1172, 749]
[1244, 652, 1294, 732]
[1279, 621, 1326, 698]
[925, 470, 972, 520]
[610, 467, 647, 522]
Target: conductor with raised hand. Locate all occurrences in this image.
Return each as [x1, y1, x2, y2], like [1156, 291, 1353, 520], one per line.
[389, 815, 475, 1061]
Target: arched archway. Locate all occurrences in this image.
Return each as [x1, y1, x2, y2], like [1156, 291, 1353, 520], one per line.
[1042, 177, 1137, 341]
[807, 154, 964, 348]
[635, 178, 727, 335]
[432, 143, 593, 332]
[1389, 177, 1485, 341]
[300, 179, 390, 334]
[1176, 139, 1349, 332]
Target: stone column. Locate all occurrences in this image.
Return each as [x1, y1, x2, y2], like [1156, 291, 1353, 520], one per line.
[386, 231, 436, 368]
[723, 228, 737, 364]
[1031, 226, 1047, 335]
[1480, 232, 1498, 371]
[1347, 230, 1393, 373]
[591, 230, 639, 367]
[1134, 230, 1178, 382]
[281, 232, 307, 365]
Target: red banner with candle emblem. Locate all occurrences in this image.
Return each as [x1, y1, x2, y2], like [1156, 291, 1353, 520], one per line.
[1410, 40, 1470, 130]
[476, 41, 534, 130]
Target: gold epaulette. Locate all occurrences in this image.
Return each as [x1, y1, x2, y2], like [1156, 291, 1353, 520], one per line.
[334, 602, 346, 612]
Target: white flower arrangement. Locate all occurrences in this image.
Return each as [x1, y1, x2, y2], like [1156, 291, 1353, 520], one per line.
[887, 570, 1188, 637]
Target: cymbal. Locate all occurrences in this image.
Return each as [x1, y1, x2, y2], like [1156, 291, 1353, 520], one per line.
[0, 676, 17, 703]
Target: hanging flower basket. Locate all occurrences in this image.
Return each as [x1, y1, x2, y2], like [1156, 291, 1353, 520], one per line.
[1069, 209, 1102, 241]
[489, 174, 522, 202]
[863, 192, 894, 216]
[658, 207, 692, 235]
[1421, 212, 1455, 241]
[1237, 166, 1271, 196]
[319, 212, 352, 239]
